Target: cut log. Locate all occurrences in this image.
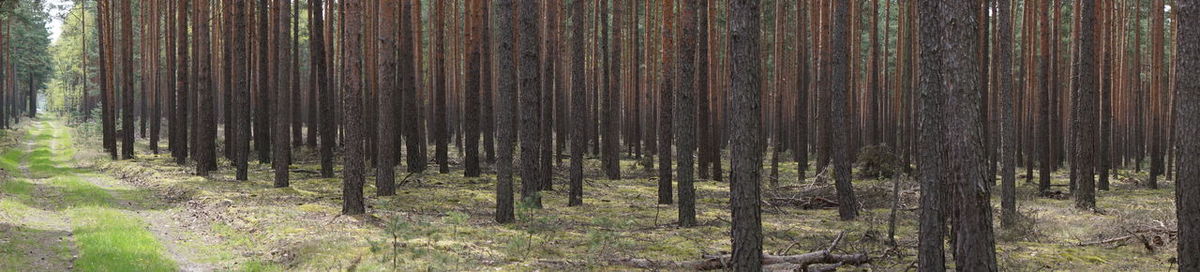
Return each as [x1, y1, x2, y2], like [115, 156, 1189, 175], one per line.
[610, 251, 869, 271]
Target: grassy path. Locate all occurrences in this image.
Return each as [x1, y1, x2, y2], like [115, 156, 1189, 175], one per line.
[0, 119, 178, 271]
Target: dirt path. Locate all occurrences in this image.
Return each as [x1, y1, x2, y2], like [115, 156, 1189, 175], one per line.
[0, 119, 220, 271]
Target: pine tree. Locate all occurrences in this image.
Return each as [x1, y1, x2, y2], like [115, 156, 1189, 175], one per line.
[99, 0, 116, 159]
[172, 0, 190, 164]
[120, 0, 134, 160]
[195, 0, 216, 175]
[340, 0, 365, 215]
[235, 0, 250, 181]
[728, 0, 762, 269]
[376, 0, 399, 196]
[519, 0, 543, 208]
[463, 0, 483, 178]
[494, 0, 517, 223]
[916, 0, 946, 269]
[998, 0, 1018, 227]
[830, 0, 858, 221]
[569, 0, 587, 207]
[434, 0, 449, 173]
[676, 0, 698, 227]
[272, 0, 291, 187]
[1073, 0, 1099, 209]
[1175, 1, 1199, 268]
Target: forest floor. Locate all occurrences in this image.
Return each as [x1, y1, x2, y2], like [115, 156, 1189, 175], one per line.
[0, 116, 1181, 271]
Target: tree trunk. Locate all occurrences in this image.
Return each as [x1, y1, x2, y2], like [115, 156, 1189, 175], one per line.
[481, 1, 495, 163]
[256, 0, 272, 164]
[195, 0, 216, 175]
[99, 0, 116, 159]
[569, 0, 587, 207]
[272, 0, 291, 187]
[830, 0, 858, 221]
[602, 0, 622, 180]
[916, 0, 947, 270]
[463, 0, 483, 177]
[401, 0, 426, 174]
[376, 0, 399, 196]
[434, 0, 449, 173]
[494, 0, 517, 223]
[165, 0, 176, 159]
[658, 0, 674, 205]
[340, 0, 365, 216]
[998, 0, 1017, 227]
[941, 1, 998, 270]
[794, 1, 808, 182]
[1149, 0, 1165, 189]
[235, 0, 250, 181]
[676, 0, 698, 227]
[1072, 0, 1098, 209]
[1175, 1, 1199, 269]
[149, 0, 161, 154]
[519, 0, 543, 209]
[120, 0, 135, 160]
[728, 0, 763, 269]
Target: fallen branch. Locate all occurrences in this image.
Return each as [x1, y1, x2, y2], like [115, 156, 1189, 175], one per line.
[1079, 235, 1134, 246]
[609, 252, 869, 271]
[611, 232, 867, 271]
[766, 196, 840, 209]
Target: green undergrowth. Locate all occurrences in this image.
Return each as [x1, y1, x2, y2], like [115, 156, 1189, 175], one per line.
[70, 207, 176, 272]
[62, 117, 1179, 271]
[0, 118, 177, 271]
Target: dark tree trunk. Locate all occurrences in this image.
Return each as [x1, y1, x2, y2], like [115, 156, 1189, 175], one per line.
[235, 0, 250, 181]
[676, 0, 698, 227]
[1072, 0, 1098, 209]
[794, 1, 808, 182]
[223, 0, 235, 161]
[697, 0, 711, 180]
[1038, 0, 1052, 194]
[150, 0, 161, 154]
[657, 0, 674, 205]
[538, 1, 553, 191]
[998, 0, 1017, 227]
[941, 1, 997, 270]
[463, 0, 482, 178]
[494, 0, 517, 223]
[916, 0, 946, 270]
[728, 0, 762, 269]
[1175, 1, 1199, 269]
[830, 0, 858, 221]
[256, 0, 272, 164]
[121, 0, 135, 160]
[569, 0, 586, 207]
[519, 0, 543, 208]
[272, 0, 291, 187]
[401, 0, 426, 174]
[481, 1, 495, 163]
[291, 0, 302, 148]
[196, 0, 216, 175]
[376, 0, 399, 196]
[434, 0, 449, 174]
[341, 0, 365, 216]
[99, 0, 116, 159]
[165, 0, 177, 159]
[602, 0, 621, 180]
[400, 0, 424, 173]
[313, 0, 334, 178]
[1149, 0, 1164, 189]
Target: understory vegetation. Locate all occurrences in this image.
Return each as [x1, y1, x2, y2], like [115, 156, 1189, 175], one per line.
[0, 117, 1174, 271]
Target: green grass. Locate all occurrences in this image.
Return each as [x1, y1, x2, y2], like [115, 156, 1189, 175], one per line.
[0, 118, 178, 272]
[69, 207, 176, 272]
